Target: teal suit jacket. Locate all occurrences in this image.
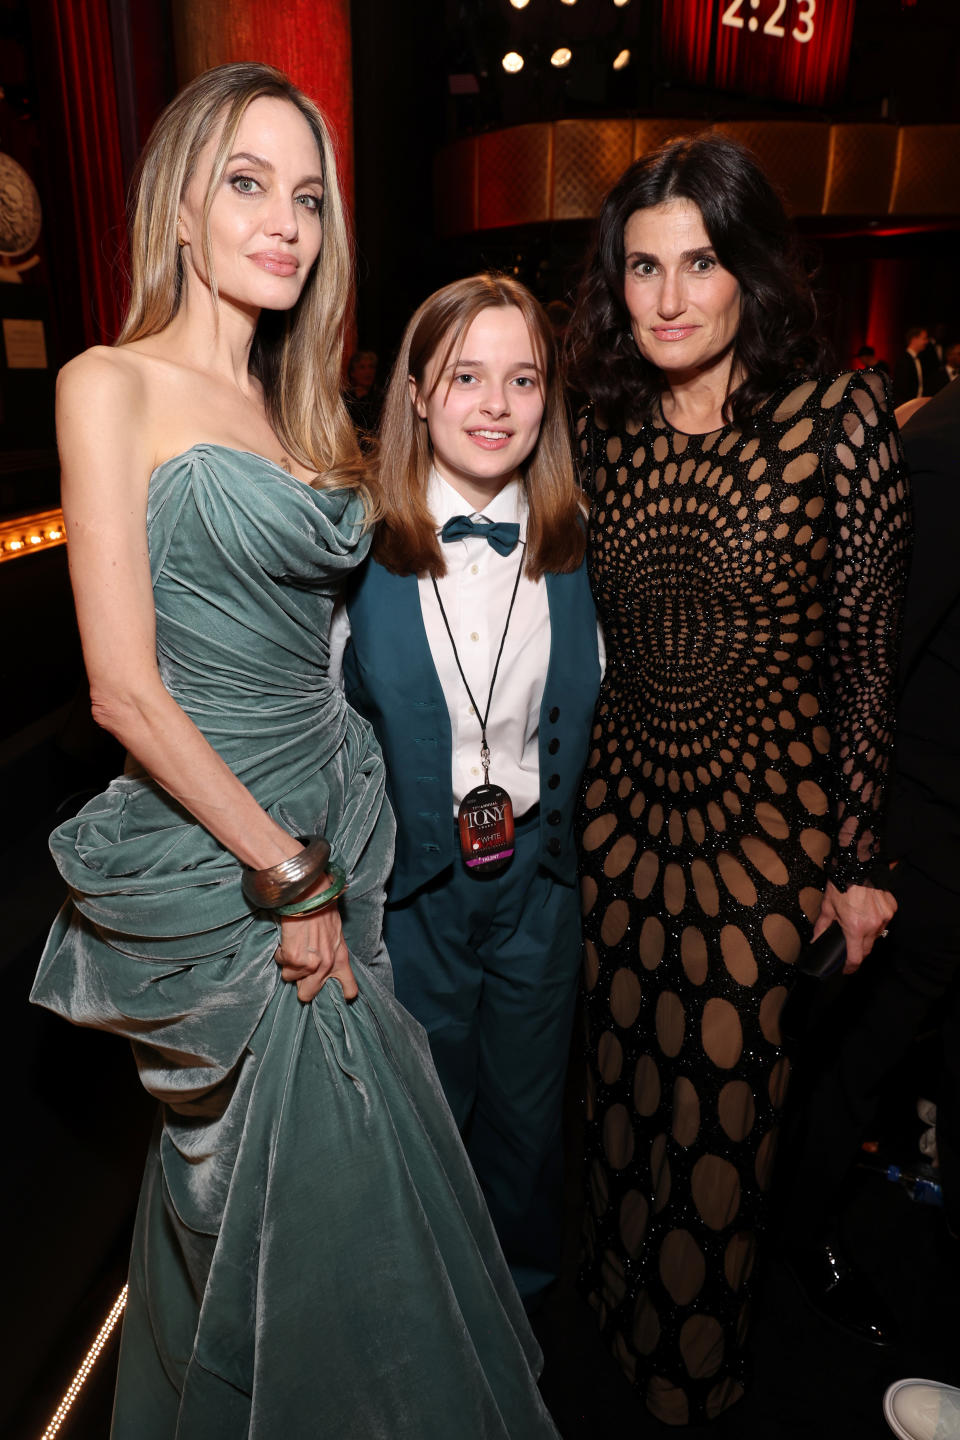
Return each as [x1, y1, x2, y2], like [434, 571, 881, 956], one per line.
[344, 556, 601, 902]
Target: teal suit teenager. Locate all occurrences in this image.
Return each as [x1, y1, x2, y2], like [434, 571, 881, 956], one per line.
[345, 553, 601, 1303]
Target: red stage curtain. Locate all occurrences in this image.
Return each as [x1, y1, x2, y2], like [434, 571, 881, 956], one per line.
[172, 0, 354, 207]
[662, 0, 856, 108]
[44, 0, 128, 346]
[866, 257, 906, 377]
[660, 0, 715, 86]
[714, 0, 856, 107]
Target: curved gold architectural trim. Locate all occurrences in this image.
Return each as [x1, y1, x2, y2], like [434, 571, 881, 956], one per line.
[0, 507, 66, 564]
[436, 120, 960, 236]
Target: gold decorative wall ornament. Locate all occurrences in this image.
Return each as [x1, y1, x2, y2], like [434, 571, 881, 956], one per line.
[0, 151, 43, 280]
[435, 119, 960, 236]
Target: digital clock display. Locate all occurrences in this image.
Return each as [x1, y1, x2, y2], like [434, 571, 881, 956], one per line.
[720, 0, 816, 45]
[661, 0, 856, 106]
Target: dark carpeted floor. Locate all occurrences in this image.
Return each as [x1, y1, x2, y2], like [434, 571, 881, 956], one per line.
[532, 1074, 960, 1440]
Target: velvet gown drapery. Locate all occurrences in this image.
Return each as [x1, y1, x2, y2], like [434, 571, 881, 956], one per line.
[31, 445, 558, 1440]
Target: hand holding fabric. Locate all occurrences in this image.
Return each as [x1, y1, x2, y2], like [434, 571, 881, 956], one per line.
[275, 892, 358, 1002]
[813, 880, 898, 974]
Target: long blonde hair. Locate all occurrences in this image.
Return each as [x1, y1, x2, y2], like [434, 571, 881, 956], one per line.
[118, 61, 361, 491]
[371, 274, 584, 579]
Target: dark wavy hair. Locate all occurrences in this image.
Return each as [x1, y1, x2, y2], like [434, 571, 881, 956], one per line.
[566, 133, 829, 427]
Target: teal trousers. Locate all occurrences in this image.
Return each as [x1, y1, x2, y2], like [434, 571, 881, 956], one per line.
[384, 812, 581, 1305]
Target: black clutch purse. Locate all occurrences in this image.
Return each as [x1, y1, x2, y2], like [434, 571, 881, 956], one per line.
[795, 922, 847, 980]
[781, 863, 897, 1045]
[781, 926, 847, 1046]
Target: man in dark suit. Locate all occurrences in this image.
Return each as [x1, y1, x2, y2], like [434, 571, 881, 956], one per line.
[880, 381, 960, 1227]
[921, 322, 949, 397]
[944, 342, 960, 385]
[785, 381, 960, 1339]
[892, 325, 930, 407]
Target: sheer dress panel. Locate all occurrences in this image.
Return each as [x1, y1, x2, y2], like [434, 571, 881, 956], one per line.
[576, 370, 910, 1425]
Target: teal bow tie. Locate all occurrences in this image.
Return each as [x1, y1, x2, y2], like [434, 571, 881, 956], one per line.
[440, 514, 521, 556]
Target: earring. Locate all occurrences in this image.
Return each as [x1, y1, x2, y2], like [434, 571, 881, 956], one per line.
[176, 219, 186, 249]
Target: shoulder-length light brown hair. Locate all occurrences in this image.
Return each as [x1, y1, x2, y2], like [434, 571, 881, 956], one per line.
[371, 274, 584, 579]
[118, 61, 362, 492]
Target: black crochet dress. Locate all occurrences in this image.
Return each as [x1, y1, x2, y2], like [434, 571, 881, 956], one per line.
[576, 370, 911, 1425]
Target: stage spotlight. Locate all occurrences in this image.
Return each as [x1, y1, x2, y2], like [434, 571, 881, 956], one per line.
[613, 48, 631, 69]
[551, 47, 572, 67]
[502, 51, 525, 73]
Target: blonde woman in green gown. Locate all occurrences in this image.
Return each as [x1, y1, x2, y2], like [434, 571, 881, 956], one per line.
[31, 62, 559, 1440]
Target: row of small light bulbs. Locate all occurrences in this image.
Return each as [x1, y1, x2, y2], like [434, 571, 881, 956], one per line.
[504, 0, 633, 72]
[0, 510, 65, 561]
[40, 1286, 128, 1438]
[503, 46, 632, 72]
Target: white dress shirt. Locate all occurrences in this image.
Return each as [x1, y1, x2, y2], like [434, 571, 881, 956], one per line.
[420, 470, 550, 816]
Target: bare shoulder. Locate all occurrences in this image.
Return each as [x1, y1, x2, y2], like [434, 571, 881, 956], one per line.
[56, 346, 160, 493]
[57, 345, 149, 424]
[58, 342, 150, 388]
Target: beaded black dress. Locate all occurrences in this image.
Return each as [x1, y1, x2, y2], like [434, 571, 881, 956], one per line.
[575, 370, 910, 1426]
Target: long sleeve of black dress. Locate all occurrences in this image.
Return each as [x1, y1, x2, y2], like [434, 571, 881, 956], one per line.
[822, 369, 911, 887]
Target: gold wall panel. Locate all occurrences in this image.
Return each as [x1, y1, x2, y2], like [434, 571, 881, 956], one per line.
[633, 118, 710, 159]
[477, 124, 553, 231]
[890, 126, 960, 214]
[172, 0, 355, 198]
[553, 121, 633, 221]
[435, 120, 960, 237]
[713, 121, 831, 215]
[824, 126, 900, 215]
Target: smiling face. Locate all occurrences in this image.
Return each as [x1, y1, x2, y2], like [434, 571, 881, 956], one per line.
[178, 95, 325, 316]
[411, 305, 546, 508]
[623, 198, 741, 382]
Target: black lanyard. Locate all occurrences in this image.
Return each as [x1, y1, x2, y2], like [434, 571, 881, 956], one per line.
[430, 542, 526, 783]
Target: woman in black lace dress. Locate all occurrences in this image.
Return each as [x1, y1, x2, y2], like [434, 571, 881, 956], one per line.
[566, 136, 910, 1425]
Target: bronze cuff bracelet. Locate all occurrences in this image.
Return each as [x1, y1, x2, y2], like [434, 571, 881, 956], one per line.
[241, 836, 332, 909]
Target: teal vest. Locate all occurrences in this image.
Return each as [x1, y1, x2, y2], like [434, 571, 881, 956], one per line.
[344, 557, 601, 901]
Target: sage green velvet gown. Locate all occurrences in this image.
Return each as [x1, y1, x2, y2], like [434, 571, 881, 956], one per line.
[31, 445, 558, 1440]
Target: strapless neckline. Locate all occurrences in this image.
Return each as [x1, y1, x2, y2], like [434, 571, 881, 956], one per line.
[149, 442, 319, 489]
